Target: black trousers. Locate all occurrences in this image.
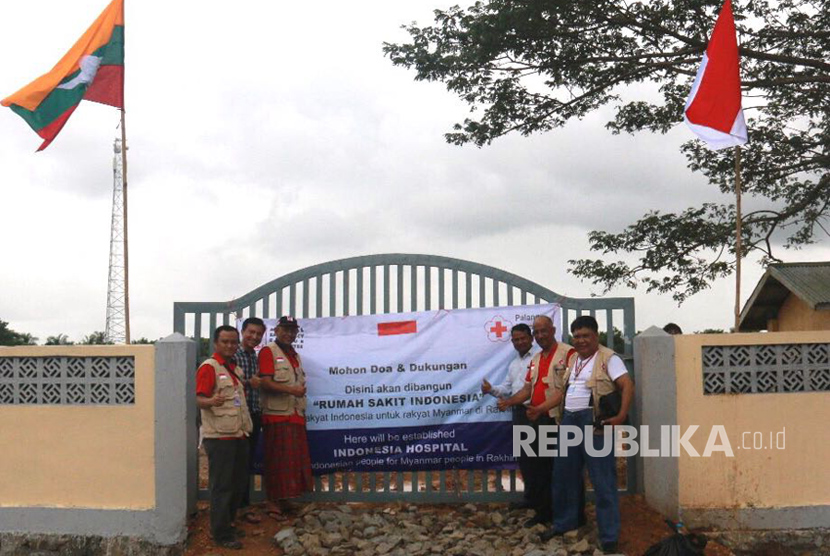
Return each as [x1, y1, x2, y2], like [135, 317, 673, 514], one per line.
[512, 406, 534, 503]
[520, 413, 586, 523]
[240, 412, 261, 508]
[204, 437, 249, 541]
[523, 414, 555, 520]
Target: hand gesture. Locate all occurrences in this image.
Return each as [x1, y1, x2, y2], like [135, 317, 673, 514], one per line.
[526, 405, 544, 422]
[292, 384, 307, 397]
[210, 394, 227, 407]
[496, 399, 510, 411]
[481, 379, 492, 394]
[249, 375, 261, 389]
[601, 414, 626, 427]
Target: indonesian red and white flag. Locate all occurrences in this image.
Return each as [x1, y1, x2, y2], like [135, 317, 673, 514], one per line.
[684, 0, 748, 150]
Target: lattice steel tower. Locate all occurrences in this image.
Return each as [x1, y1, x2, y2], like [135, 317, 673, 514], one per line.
[105, 137, 128, 344]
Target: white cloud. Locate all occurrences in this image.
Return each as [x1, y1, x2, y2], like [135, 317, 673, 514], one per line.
[0, 0, 826, 342]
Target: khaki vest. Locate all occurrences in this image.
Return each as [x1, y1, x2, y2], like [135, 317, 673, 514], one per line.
[200, 358, 253, 439]
[261, 343, 307, 417]
[562, 345, 619, 420]
[527, 342, 574, 422]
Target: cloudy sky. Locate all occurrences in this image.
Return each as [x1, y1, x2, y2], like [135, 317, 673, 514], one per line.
[1, 0, 826, 343]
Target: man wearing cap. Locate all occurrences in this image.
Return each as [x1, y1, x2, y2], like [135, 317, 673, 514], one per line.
[196, 325, 253, 550]
[257, 316, 312, 520]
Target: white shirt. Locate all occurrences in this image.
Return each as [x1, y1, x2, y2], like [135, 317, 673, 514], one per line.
[488, 347, 540, 404]
[564, 351, 627, 411]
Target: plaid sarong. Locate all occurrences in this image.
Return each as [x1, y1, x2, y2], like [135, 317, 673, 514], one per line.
[263, 422, 312, 500]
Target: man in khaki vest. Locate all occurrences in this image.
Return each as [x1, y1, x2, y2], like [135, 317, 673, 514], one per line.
[543, 315, 634, 554]
[498, 315, 574, 527]
[196, 325, 253, 550]
[257, 315, 313, 520]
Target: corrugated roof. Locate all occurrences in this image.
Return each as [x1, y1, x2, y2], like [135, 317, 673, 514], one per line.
[769, 262, 830, 310]
[739, 262, 830, 331]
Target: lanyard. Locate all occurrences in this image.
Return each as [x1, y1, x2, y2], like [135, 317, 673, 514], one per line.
[573, 353, 596, 381]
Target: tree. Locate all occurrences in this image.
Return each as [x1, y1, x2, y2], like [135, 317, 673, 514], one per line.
[131, 337, 156, 344]
[45, 334, 74, 345]
[80, 331, 112, 345]
[599, 327, 627, 354]
[0, 320, 37, 346]
[565, 327, 628, 353]
[384, 0, 829, 302]
[194, 337, 211, 360]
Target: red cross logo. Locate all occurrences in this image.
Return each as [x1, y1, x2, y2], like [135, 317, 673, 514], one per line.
[485, 316, 512, 342]
[490, 321, 508, 338]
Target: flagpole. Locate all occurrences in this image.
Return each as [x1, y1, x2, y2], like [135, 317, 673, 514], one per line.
[120, 108, 130, 344]
[121, 0, 130, 344]
[734, 146, 742, 332]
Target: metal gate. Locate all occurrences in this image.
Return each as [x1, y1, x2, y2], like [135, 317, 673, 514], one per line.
[174, 253, 636, 502]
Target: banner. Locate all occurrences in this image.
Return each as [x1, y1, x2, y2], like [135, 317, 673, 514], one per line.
[246, 303, 561, 473]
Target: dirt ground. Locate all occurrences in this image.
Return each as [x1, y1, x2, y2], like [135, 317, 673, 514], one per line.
[184, 496, 736, 556]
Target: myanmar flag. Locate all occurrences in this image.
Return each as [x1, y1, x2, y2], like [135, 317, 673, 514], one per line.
[2, 0, 124, 151]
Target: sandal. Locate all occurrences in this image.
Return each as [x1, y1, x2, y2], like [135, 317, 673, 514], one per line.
[266, 509, 288, 522]
[243, 511, 262, 524]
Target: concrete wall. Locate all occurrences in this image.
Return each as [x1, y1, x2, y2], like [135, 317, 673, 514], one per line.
[0, 334, 196, 548]
[638, 330, 830, 530]
[776, 293, 830, 332]
[0, 345, 155, 509]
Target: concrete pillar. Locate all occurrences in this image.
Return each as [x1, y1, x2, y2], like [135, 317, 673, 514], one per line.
[634, 326, 679, 519]
[152, 333, 196, 545]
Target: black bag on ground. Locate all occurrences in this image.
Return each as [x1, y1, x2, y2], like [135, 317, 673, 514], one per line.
[642, 520, 708, 556]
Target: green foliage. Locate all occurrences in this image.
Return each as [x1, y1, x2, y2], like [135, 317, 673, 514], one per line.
[80, 331, 113, 345]
[0, 320, 37, 346]
[385, 0, 829, 302]
[695, 328, 728, 334]
[564, 326, 628, 354]
[131, 337, 156, 344]
[599, 327, 627, 354]
[190, 337, 212, 361]
[45, 334, 74, 345]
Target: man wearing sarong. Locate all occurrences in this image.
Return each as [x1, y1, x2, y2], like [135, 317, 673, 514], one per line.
[257, 315, 312, 520]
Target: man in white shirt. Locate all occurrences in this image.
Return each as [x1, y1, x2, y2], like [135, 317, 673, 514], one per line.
[543, 315, 634, 555]
[481, 323, 538, 510]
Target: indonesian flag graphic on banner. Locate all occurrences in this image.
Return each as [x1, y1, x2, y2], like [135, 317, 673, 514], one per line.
[684, 0, 748, 150]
